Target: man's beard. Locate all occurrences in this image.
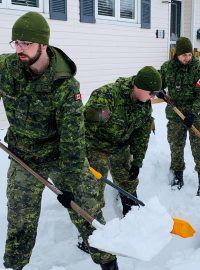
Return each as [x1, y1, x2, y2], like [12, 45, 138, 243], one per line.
[18, 45, 42, 67]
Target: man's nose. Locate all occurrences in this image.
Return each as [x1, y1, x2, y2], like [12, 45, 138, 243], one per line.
[16, 46, 24, 53]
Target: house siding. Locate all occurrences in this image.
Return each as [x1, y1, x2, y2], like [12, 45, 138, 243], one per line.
[0, 0, 198, 129]
[194, 0, 200, 49]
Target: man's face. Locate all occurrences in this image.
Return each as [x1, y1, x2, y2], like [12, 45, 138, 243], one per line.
[177, 52, 192, 65]
[133, 86, 154, 102]
[12, 40, 42, 67]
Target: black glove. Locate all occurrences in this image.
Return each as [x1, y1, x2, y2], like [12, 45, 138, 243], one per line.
[129, 165, 140, 181]
[183, 113, 195, 128]
[155, 90, 166, 100]
[57, 190, 75, 208]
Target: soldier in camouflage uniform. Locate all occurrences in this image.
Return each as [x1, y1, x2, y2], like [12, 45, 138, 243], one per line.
[160, 37, 200, 194]
[0, 12, 117, 270]
[84, 67, 162, 216]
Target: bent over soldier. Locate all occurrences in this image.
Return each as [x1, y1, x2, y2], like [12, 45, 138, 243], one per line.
[85, 67, 162, 216]
[0, 12, 117, 270]
[160, 37, 200, 195]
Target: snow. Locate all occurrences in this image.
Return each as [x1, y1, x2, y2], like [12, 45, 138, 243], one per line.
[89, 196, 173, 261]
[1, 103, 200, 270]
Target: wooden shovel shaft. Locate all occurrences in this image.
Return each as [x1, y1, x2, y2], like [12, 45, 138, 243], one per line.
[0, 142, 103, 229]
[0, 142, 195, 236]
[162, 93, 200, 139]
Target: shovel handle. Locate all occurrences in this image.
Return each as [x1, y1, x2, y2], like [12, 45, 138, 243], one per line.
[89, 166, 145, 206]
[160, 92, 200, 139]
[0, 142, 103, 230]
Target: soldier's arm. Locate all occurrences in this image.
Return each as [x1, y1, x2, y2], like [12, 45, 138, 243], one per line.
[0, 54, 13, 100]
[56, 78, 86, 188]
[84, 83, 115, 123]
[130, 117, 152, 168]
[160, 61, 169, 90]
[191, 64, 200, 116]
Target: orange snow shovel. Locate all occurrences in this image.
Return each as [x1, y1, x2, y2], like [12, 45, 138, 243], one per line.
[171, 218, 196, 238]
[89, 166, 196, 238]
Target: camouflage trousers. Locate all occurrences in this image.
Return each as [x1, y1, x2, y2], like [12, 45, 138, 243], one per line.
[3, 159, 116, 270]
[167, 119, 200, 172]
[87, 146, 139, 209]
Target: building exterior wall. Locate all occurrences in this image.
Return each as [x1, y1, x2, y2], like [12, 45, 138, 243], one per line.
[0, 0, 198, 129]
[194, 0, 200, 49]
[183, 0, 192, 38]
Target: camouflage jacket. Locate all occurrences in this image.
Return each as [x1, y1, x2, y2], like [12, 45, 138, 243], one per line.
[84, 76, 152, 168]
[0, 47, 86, 184]
[160, 55, 200, 120]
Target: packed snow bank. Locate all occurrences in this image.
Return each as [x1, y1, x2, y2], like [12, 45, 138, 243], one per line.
[89, 196, 173, 261]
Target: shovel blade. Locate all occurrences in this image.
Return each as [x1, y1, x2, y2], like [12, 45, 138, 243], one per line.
[171, 218, 196, 238]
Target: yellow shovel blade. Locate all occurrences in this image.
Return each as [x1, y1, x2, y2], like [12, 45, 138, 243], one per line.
[171, 218, 196, 238]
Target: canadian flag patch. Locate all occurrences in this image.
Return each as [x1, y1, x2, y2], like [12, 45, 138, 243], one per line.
[195, 79, 200, 88]
[75, 93, 82, 100]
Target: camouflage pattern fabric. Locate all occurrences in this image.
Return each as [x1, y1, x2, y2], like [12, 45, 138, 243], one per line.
[85, 76, 153, 167]
[167, 118, 200, 171]
[85, 76, 152, 203]
[160, 56, 200, 120]
[0, 48, 115, 269]
[160, 56, 200, 172]
[4, 160, 115, 269]
[87, 148, 139, 209]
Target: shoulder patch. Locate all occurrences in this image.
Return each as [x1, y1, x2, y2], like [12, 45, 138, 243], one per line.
[75, 93, 82, 100]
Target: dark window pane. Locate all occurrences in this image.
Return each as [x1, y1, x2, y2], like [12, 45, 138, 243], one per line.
[11, 0, 38, 7]
[120, 0, 135, 19]
[98, 0, 115, 17]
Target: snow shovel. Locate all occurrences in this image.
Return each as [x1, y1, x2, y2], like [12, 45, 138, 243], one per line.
[0, 142, 196, 238]
[0, 141, 103, 229]
[157, 91, 200, 139]
[88, 166, 145, 206]
[89, 166, 196, 238]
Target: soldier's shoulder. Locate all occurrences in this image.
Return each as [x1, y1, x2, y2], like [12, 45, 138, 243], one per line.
[0, 53, 14, 71]
[161, 60, 171, 68]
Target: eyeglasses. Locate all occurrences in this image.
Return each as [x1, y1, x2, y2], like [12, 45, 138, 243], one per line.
[150, 91, 156, 97]
[9, 40, 34, 50]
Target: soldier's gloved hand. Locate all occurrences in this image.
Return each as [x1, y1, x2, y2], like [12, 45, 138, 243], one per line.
[183, 112, 195, 128]
[57, 190, 75, 208]
[155, 90, 166, 100]
[129, 165, 140, 181]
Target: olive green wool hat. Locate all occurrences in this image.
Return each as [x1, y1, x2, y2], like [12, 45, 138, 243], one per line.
[176, 37, 193, 56]
[12, 12, 50, 45]
[134, 66, 162, 92]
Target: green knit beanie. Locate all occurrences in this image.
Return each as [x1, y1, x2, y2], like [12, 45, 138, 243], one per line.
[134, 66, 162, 92]
[12, 12, 50, 45]
[176, 37, 193, 56]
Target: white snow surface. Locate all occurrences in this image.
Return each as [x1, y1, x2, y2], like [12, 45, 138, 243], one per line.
[89, 196, 173, 261]
[1, 103, 200, 270]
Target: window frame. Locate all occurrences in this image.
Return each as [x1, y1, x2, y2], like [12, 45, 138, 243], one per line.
[0, 0, 43, 12]
[95, 0, 138, 23]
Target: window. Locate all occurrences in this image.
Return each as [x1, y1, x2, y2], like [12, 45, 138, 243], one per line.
[97, 0, 137, 22]
[11, 0, 39, 7]
[0, 0, 43, 11]
[98, 0, 115, 17]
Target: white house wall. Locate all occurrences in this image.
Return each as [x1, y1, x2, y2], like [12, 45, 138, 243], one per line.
[194, 0, 200, 49]
[183, 0, 192, 38]
[0, 0, 196, 128]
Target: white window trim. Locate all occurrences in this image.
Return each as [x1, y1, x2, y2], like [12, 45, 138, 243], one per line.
[0, 0, 43, 12]
[95, 0, 138, 23]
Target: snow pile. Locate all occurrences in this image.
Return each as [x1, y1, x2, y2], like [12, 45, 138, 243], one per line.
[89, 196, 173, 261]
